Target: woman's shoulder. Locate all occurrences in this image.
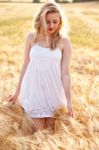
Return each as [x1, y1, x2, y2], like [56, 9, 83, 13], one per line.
[25, 31, 36, 46]
[58, 36, 71, 52]
[25, 31, 35, 40]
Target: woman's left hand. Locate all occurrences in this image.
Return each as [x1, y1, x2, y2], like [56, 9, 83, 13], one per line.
[67, 103, 74, 117]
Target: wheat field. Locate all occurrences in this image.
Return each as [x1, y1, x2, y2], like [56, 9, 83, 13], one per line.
[0, 1, 99, 150]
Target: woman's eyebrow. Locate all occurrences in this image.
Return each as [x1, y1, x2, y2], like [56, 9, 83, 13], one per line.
[46, 19, 58, 21]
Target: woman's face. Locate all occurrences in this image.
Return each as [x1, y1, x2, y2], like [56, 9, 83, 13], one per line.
[46, 12, 60, 35]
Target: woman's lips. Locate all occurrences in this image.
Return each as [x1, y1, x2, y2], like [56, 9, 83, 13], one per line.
[48, 29, 53, 31]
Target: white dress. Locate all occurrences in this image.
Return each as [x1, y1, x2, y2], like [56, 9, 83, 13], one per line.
[18, 44, 67, 118]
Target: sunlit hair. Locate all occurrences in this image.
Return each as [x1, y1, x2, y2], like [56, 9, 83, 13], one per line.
[33, 2, 69, 50]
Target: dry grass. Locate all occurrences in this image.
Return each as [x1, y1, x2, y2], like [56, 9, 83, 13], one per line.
[0, 2, 99, 150]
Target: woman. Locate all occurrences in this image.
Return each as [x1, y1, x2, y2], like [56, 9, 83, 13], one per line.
[7, 2, 73, 131]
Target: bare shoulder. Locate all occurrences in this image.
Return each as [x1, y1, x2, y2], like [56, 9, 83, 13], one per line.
[59, 36, 72, 52]
[25, 32, 35, 46]
[25, 31, 34, 41]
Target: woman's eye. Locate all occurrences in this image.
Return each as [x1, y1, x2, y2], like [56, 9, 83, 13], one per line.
[46, 21, 50, 24]
[53, 21, 57, 24]
[46, 21, 57, 24]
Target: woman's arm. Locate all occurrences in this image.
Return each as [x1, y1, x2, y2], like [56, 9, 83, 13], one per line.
[61, 37, 73, 116]
[15, 32, 33, 94]
[7, 32, 34, 103]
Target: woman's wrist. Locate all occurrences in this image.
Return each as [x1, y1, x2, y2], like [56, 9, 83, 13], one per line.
[67, 100, 72, 106]
[15, 89, 20, 95]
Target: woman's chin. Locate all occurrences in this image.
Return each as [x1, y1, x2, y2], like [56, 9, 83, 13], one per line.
[47, 30, 55, 35]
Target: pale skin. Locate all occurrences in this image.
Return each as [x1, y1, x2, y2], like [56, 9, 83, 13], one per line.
[6, 12, 73, 131]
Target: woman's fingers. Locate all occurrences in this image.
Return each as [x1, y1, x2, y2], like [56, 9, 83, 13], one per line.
[7, 95, 13, 101]
[67, 111, 74, 117]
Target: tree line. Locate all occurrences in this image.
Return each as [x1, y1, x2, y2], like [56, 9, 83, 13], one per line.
[33, 0, 96, 3]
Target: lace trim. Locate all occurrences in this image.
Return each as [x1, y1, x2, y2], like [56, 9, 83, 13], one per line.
[22, 104, 55, 117]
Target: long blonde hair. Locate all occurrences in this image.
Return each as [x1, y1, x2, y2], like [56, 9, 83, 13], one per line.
[33, 2, 68, 50]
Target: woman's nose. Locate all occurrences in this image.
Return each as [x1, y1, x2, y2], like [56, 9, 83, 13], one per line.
[50, 22, 54, 28]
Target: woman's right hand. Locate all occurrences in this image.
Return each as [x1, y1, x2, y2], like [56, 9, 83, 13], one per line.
[6, 92, 19, 104]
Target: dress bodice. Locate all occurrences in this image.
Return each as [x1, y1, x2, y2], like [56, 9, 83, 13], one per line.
[29, 44, 62, 63]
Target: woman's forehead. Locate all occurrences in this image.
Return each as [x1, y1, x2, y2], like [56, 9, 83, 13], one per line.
[46, 12, 60, 20]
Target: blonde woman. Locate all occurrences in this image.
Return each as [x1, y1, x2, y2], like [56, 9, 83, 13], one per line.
[7, 2, 74, 131]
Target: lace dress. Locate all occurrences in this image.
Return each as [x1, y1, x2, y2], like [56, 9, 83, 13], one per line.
[18, 44, 67, 118]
